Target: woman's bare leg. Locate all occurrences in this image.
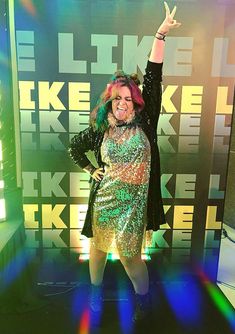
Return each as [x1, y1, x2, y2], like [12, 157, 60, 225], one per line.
[89, 244, 108, 285]
[119, 252, 149, 294]
[119, 251, 151, 321]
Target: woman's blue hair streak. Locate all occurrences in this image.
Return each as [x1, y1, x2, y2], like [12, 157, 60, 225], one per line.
[95, 100, 111, 131]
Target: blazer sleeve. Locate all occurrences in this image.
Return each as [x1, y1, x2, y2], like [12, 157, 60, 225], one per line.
[141, 61, 163, 131]
[68, 125, 97, 169]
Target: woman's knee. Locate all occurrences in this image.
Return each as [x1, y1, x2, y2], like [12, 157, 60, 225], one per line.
[90, 246, 107, 261]
[119, 253, 142, 268]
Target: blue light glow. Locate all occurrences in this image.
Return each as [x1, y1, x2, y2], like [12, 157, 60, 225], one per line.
[162, 274, 202, 326]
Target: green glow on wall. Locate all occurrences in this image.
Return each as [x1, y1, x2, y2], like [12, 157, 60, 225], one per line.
[8, 0, 22, 188]
[0, 140, 6, 221]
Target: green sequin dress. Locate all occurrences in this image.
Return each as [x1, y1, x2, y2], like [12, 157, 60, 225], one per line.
[91, 124, 151, 257]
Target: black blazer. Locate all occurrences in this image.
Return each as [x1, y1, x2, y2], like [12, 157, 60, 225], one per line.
[69, 61, 166, 237]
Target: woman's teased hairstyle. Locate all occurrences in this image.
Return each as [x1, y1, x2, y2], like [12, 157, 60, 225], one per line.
[90, 70, 145, 131]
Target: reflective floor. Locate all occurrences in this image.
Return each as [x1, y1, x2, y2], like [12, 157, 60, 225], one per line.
[0, 260, 235, 334]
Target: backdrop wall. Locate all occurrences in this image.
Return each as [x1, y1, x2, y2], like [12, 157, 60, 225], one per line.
[13, 0, 235, 280]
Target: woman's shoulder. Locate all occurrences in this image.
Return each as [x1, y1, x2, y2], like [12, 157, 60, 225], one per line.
[78, 124, 103, 137]
[144, 61, 163, 82]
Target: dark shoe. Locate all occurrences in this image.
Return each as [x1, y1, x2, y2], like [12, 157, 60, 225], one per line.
[132, 292, 151, 323]
[89, 284, 103, 312]
[89, 284, 103, 327]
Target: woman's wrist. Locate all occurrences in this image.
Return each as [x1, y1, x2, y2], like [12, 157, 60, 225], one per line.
[155, 31, 167, 41]
[84, 163, 97, 176]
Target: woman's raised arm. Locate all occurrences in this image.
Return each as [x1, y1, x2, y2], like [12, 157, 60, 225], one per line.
[149, 1, 181, 63]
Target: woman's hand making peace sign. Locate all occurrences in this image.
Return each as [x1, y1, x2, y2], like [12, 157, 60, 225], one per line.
[157, 1, 181, 36]
[149, 2, 181, 63]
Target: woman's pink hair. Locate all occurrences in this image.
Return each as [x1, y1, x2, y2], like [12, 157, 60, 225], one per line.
[104, 78, 145, 112]
[91, 74, 145, 130]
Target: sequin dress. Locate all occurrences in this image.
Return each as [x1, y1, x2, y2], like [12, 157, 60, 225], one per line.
[91, 124, 151, 257]
[69, 61, 165, 239]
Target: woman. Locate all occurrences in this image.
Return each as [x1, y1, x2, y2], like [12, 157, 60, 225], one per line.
[69, 2, 181, 323]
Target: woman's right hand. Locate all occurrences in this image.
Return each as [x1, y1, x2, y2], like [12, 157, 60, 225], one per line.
[157, 1, 181, 36]
[91, 167, 105, 181]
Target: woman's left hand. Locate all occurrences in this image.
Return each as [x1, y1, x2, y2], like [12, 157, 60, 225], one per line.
[157, 1, 181, 36]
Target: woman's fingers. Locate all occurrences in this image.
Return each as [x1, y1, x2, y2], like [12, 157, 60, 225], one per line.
[170, 6, 177, 19]
[97, 168, 105, 175]
[164, 1, 170, 17]
[174, 22, 181, 28]
[93, 168, 105, 181]
[164, 2, 178, 22]
[159, 1, 181, 34]
[94, 173, 102, 181]
[170, 20, 181, 28]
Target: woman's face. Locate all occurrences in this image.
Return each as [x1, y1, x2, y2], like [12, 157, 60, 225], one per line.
[111, 86, 134, 122]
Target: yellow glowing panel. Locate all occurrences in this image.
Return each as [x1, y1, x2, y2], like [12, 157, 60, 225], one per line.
[0, 199, 6, 220]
